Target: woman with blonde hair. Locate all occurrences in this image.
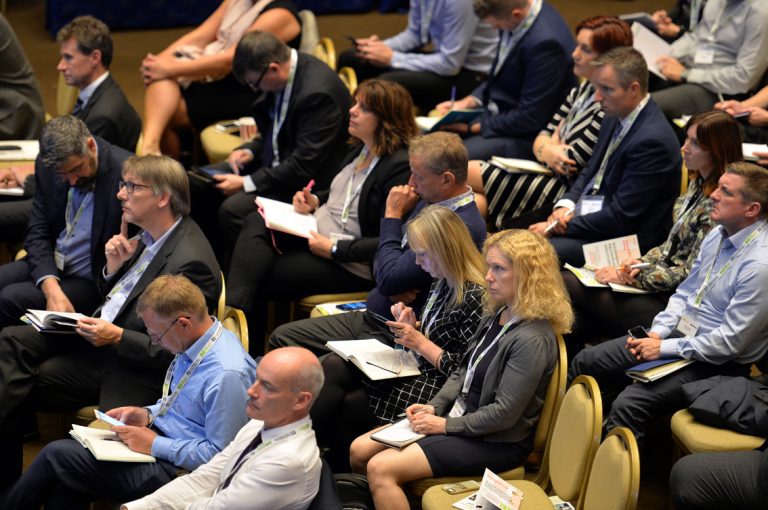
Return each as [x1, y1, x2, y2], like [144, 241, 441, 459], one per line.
[350, 229, 573, 510]
[312, 205, 485, 471]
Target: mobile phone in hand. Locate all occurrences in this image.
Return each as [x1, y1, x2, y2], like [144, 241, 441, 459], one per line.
[627, 326, 650, 339]
[94, 409, 125, 427]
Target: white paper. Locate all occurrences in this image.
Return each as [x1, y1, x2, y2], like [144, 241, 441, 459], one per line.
[0, 187, 24, 196]
[254, 196, 317, 238]
[490, 156, 552, 176]
[582, 234, 641, 269]
[564, 263, 608, 288]
[743, 143, 768, 162]
[474, 469, 523, 510]
[631, 22, 672, 78]
[371, 418, 423, 443]
[0, 140, 40, 161]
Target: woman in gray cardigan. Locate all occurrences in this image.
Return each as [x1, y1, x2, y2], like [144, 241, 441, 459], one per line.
[350, 229, 574, 510]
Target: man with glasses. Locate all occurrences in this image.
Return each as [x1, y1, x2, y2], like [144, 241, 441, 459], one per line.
[0, 154, 222, 490]
[1, 275, 255, 509]
[0, 115, 129, 328]
[190, 30, 351, 267]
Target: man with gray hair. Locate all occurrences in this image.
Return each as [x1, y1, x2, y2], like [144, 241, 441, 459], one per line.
[123, 347, 324, 510]
[56, 15, 141, 151]
[0, 115, 129, 328]
[529, 46, 681, 267]
[0, 154, 222, 489]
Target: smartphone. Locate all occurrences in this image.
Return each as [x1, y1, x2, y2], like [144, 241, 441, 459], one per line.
[344, 34, 359, 47]
[337, 301, 367, 311]
[94, 409, 125, 427]
[442, 480, 480, 495]
[215, 121, 240, 132]
[627, 326, 650, 339]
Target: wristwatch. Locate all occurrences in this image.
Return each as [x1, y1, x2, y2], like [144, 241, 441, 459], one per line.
[680, 69, 690, 83]
[331, 241, 338, 258]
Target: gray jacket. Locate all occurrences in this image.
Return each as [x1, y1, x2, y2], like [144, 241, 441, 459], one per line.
[430, 315, 556, 443]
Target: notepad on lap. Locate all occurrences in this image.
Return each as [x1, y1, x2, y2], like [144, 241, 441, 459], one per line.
[254, 197, 317, 238]
[69, 424, 156, 463]
[326, 339, 421, 380]
[490, 156, 553, 176]
[625, 358, 695, 383]
[415, 109, 483, 133]
[370, 418, 425, 449]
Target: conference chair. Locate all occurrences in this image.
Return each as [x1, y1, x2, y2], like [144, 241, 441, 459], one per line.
[338, 67, 358, 95]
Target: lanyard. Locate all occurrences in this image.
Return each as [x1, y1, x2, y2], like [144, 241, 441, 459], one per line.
[62, 188, 93, 241]
[693, 221, 767, 307]
[215, 422, 311, 494]
[418, 0, 435, 45]
[419, 280, 450, 339]
[461, 309, 519, 396]
[560, 85, 595, 142]
[271, 49, 298, 167]
[105, 247, 152, 300]
[591, 95, 649, 194]
[663, 183, 704, 257]
[492, 0, 541, 76]
[705, 0, 732, 40]
[153, 322, 224, 421]
[401, 191, 474, 247]
[340, 147, 379, 231]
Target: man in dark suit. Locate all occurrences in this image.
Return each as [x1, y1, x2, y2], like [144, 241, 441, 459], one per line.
[56, 15, 141, 152]
[530, 47, 682, 267]
[0, 155, 221, 489]
[0, 116, 128, 328]
[435, 0, 576, 161]
[191, 31, 352, 266]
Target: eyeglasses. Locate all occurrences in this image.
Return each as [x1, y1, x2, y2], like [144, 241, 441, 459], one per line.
[245, 63, 273, 91]
[119, 180, 153, 194]
[148, 316, 189, 343]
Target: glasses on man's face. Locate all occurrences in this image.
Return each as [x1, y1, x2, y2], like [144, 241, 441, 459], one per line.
[148, 316, 189, 343]
[119, 180, 153, 194]
[245, 63, 273, 91]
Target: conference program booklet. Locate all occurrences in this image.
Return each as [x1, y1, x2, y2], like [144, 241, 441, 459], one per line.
[564, 264, 651, 295]
[370, 418, 425, 449]
[254, 196, 317, 239]
[416, 109, 483, 133]
[625, 358, 695, 383]
[326, 339, 421, 380]
[490, 156, 553, 176]
[69, 424, 156, 463]
[23, 309, 88, 333]
[582, 234, 642, 269]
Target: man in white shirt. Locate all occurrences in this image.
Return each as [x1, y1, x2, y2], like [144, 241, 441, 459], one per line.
[123, 346, 324, 510]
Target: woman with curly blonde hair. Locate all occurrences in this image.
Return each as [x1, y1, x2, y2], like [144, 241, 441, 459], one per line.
[350, 229, 572, 510]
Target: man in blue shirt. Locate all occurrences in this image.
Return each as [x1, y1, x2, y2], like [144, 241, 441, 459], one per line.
[0, 115, 129, 328]
[569, 162, 768, 442]
[1, 274, 255, 509]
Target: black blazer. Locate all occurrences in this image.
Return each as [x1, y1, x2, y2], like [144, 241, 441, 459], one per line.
[95, 216, 222, 408]
[242, 53, 352, 201]
[77, 74, 142, 152]
[316, 143, 411, 263]
[24, 137, 129, 284]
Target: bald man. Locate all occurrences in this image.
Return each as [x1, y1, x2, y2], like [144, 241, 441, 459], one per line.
[124, 347, 324, 510]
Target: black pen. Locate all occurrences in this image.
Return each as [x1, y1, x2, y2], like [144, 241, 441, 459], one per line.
[365, 361, 398, 374]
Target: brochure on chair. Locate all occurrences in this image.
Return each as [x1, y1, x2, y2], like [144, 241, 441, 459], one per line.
[22, 309, 88, 333]
[325, 339, 421, 380]
[254, 196, 317, 239]
[416, 109, 483, 133]
[370, 418, 425, 449]
[69, 424, 156, 463]
[625, 358, 695, 383]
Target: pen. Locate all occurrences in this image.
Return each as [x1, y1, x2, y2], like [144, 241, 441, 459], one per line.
[365, 361, 398, 374]
[104, 233, 142, 256]
[617, 262, 651, 271]
[449, 86, 456, 111]
[305, 179, 315, 192]
[717, 92, 725, 103]
[544, 207, 574, 233]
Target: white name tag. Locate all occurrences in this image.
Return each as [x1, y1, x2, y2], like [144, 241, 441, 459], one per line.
[54, 251, 65, 271]
[676, 312, 699, 337]
[580, 196, 604, 216]
[694, 45, 715, 65]
[448, 396, 466, 418]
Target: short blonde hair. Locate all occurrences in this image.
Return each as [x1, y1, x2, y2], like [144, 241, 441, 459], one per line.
[483, 230, 573, 334]
[406, 205, 485, 307]
[137, 275, 207, 321]
[122, 155, 190, 217]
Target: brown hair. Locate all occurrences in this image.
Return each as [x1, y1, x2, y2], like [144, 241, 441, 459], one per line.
[352, 79, 418, 157]
[726, 162, 768, 216]
[137, 275, 207, 321]
[56, 15, 113, 68]
[685, 110, 743, 195]
[592, 46, 648, 94]
[408, 132, 468, 183]
[575, 16, 633, 55]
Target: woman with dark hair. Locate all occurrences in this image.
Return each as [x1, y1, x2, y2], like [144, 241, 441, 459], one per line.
[564, 109, 743, 346]
[225, 79, 417, 334]
[466, 16, 633, 229]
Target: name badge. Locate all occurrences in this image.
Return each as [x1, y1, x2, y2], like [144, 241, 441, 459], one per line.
[694, 45, 715, 65]
[330, 232, 354, 243]
[448, 396, 466, 418]
[676, 312, 699, 337]
[54, 251, 65, 272]
[579, 196, 604, 216]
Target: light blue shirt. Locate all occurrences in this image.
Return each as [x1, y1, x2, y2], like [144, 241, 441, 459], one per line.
[148, 319, 257, 470]
[54, 187, 94, 279]
[99, 218, 181, 322]
[654, 220, 768, 364]
[385, 0, 497, 75]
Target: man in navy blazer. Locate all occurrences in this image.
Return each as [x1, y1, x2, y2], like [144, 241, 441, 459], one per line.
[530, 47, 681, 266]
[435, 0, 576, 161]
[0, 116, 129, 328]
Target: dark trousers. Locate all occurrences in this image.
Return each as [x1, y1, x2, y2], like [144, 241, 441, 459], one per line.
[338, 48, 485, 112]
[0, 259, 101, 328]
[1, 438, 176, 510]
[548, 236, 589, 267]
[568, 335, 750, 442]
[670, 448, 768, 510]
[0, 326, 103, 488]
[0, 198, 32, 244]
[650, 83, 720, 121]
[462, 133, 536, 162]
